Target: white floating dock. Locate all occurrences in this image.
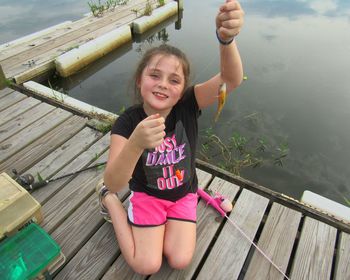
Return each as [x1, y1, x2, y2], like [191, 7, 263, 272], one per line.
[301, 190, 350, 223]
[55, 25, 132, 78]
[132, 2, 178, 34]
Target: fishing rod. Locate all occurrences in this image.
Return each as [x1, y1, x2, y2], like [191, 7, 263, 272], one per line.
[12, 161, 107, 192]
[197, 188, 290, 280]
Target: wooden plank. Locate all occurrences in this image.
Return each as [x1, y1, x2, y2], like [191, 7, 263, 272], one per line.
[0, 87, 14, 98]
[244, 203, 302, 280]
[196, 159, 350, 233]
[197, 189, 269, 280]
[25, 127, 102, 180]
[0, 64, 6, 90]
[290, 217, 337, 280]
[54, 191, 131, 280]
[0, 0, 156, 62]
[0, 108, 71, 164]
[41, 151, 108, 233]
[102, 169, 215, 280]
[0, 97, 41, 127]
[55, 222, 118, 280]
[1, 0, 159, 71]
[0, 102, 54, 143]
[31, 133, 110, 204]
[51, 187, 129, 264]
[7, 1, 160, 83]
[0, 21, 72, 56]
[102, 258, 146, 280]
[0, 90, 27, 111]
[0, 115, 85, 175]
[335, 232, 350, 280]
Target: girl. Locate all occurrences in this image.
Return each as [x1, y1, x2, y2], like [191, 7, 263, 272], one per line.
[98, 0, 244, 275]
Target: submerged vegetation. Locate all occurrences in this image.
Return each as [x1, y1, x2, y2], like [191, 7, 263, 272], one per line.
[88, 0, 129, 17]
[198, 112, 289, 176]
[143, 0, 153, 16]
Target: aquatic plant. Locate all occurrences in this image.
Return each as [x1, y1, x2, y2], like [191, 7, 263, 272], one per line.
[88, 0, 104, 17]
[88, 0, 129, 17]
[199, 126, 289, 176]
[157, 0, 165, 7]
[143, 0, 153, 16]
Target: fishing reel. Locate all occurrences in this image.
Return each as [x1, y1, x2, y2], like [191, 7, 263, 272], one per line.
[12, 169, 35, 190]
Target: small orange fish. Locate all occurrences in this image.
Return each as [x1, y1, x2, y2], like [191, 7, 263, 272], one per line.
[214, 83, 227, 122]
[175, 169, 183, 180]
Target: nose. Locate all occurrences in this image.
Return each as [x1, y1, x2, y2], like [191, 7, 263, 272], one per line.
[158, 77, 168, 89]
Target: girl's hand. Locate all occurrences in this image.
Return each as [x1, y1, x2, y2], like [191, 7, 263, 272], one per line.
[216, 0, 244, 41]
[129, 114, 165, 150]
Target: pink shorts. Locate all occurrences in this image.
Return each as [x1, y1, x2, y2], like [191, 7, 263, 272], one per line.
[128, 191, 198, 227]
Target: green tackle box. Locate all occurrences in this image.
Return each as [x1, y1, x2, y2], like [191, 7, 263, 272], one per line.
[0, 222, 62, 280]
[0, 172, 43, 239]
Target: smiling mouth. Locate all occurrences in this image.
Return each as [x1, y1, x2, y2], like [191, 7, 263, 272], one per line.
[153, 91, 168, 98]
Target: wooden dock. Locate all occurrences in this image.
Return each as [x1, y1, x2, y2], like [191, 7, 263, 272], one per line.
[0, 0, 177, 85]
[1, 86, 349, 279]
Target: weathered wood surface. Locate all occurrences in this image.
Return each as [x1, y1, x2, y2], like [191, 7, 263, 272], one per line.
[244, 203, 302, 280]
[335, 232, 350, 280]
[0, 90, 27, 111]
[0, 87, 14, 98]
[1, 90, 349, 280]
[0, 108, 72, 163]
[0, 102, 55, 143]
[25, 127, 102, 179]
[197, 189, 269, 280]
[0, 115, 85, 175]
[0, 0, 159, 63]
[290, 217, 337, 280]
[0, 97, 41, 126]
[1, 0, 168, 83]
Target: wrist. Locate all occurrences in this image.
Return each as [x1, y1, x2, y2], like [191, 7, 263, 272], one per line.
[128, 135, 144, 154]
[216, 29, 235, 45]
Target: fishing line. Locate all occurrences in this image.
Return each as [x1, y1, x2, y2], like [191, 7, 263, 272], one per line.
[224, 214, 291, 280]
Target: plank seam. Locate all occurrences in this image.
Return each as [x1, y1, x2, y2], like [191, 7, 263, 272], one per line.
[285, 215, 305, 277]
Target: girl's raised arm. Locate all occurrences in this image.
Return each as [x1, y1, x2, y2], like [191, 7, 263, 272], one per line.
[195, 0, 244, 109]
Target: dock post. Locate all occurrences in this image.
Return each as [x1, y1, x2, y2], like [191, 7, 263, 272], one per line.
[176, 0, 184, 11]
[0, 64, 6, 90]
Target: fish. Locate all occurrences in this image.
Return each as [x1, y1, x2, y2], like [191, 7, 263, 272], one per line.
[214, 82, 227, 122]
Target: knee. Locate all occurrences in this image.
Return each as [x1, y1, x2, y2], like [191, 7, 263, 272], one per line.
[132, 258, 162, 275]
[166, 253, 193, 270]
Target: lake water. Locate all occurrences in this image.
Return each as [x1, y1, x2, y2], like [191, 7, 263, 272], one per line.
[1, 0, 350, 204]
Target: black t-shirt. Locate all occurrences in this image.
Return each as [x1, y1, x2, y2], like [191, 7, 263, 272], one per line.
[111, 86, 200, 201]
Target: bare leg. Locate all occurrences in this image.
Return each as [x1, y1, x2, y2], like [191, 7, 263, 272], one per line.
[103, 193, 164, 275]
[163, 220, 196, 270]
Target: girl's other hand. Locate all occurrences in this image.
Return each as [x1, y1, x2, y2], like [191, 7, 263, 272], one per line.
[216, 0, 244, 41]
[129, 114, 166, 150]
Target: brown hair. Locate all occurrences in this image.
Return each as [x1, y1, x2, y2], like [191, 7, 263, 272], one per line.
[133, 44, 191, 104]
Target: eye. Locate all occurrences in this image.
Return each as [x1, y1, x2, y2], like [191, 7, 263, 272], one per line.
[150, 73, 158, 77]
[170, 79, 180, 84]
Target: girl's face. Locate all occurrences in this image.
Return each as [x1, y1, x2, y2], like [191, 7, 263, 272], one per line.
[138, 54, 185, 117]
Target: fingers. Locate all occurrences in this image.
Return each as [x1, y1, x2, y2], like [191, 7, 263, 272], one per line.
[220, 0, 242, 13]
[217, 1, 244, 39]
[132, 114, 166, 149]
